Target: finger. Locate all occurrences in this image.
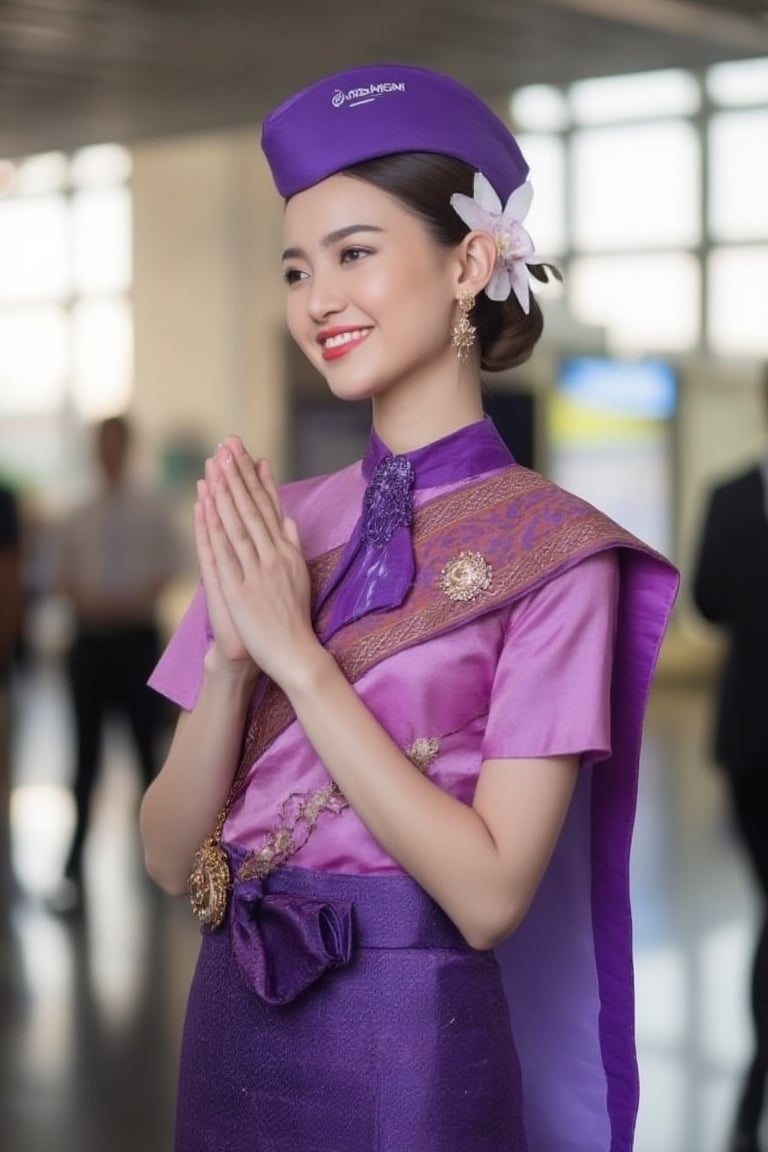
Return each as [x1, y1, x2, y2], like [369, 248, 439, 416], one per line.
[283, 515, 301, 551]
[203, 451, 227, 497]
[202, 472, 247, 580]
[215, 448, 280, 556]
[224, 439, 280, 525]
[257, 458, 286, 525]
[195, 499, 233, 622]
[193, 481, 216, 576]
[224, 440, 283, 543]
[194, 478, 226, 580]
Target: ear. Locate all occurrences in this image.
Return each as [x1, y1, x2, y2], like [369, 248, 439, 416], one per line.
[454, 230, 497, 299]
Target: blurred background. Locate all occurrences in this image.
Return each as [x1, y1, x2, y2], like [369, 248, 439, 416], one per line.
[2, 2, 768, 1150]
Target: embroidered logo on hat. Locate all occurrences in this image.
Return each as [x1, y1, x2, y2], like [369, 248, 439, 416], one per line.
[331, 82, 407, 109]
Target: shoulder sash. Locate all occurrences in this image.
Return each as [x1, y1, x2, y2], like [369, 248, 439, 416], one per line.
[239, 465, 664, 770]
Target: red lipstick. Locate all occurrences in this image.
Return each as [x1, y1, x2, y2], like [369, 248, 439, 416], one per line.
[317, 326, 372, 362]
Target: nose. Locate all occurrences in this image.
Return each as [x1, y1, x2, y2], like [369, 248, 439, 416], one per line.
[306, 266, 346, 324]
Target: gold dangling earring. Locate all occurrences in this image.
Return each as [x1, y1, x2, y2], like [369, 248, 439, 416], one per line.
[451, 291, 476, 362]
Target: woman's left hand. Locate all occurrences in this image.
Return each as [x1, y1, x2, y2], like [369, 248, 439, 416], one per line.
[199, 436, 322, 686]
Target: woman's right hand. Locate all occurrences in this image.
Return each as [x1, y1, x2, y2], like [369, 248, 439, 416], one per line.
[194, 457, 253, 666]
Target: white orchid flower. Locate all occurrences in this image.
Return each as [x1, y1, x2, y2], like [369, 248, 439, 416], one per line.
[450, 172, 552, 313]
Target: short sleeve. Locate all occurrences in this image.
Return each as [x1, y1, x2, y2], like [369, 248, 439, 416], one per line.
[148, 584, 212, 711]
[482, 550, 619, 765]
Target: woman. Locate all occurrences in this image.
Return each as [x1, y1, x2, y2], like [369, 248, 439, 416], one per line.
[140, 64, 679, 1152]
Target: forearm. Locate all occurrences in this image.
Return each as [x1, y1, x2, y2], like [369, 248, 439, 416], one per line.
[140, 648, 259, 895]
[285, 650, 545, 949]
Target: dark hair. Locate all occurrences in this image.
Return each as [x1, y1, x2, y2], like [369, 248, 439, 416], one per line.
[343, 153, 560, 372]
[98, 414, 132, 445]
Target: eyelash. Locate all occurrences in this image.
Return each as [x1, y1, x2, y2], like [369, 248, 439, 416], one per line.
[282, 268, 306, 286]
[282, 246, 374, 286]
[340, 246, 372, 263]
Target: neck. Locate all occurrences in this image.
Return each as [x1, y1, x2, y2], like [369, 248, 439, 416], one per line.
[371, 374, 484, 455]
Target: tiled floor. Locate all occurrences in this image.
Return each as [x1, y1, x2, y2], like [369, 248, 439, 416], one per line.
[0, 660, 763, 1151]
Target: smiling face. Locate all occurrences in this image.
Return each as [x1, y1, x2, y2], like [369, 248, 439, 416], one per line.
[282, 173, 464, 410]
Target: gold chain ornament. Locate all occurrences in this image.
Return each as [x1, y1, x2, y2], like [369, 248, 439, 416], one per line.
[187, 808, 233, 929]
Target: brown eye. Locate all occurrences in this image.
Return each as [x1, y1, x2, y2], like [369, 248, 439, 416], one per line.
[282, 267, 307, 285]
[340, 246, 372, 264]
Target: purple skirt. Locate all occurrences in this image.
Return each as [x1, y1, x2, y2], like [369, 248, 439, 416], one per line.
[176, 858, 526, 1152]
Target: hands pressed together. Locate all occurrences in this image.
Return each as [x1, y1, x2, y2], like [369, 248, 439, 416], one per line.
[194, 436, 322, 689]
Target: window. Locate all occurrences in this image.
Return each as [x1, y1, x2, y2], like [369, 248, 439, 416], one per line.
[707, 57, 768, 107]
[709, 110, 768, 240]
[708, 247, 768, 356]
[510, 58, 768, 356]
[510, 85, 569, 132]
[569, 253, 700, 353]
[0, 307, 69, 414]
[572, 121, 700, 250]
[0, 197, 71, 302]
[0, 144, 132, 422]
[516, 133, 566, 254]
[569, 70, 700, 124]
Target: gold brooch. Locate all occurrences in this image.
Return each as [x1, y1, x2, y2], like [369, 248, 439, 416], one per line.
[439, 551, 492, 603]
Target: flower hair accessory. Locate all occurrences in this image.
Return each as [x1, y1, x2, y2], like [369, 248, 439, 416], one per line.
[450, 172, 553, 314]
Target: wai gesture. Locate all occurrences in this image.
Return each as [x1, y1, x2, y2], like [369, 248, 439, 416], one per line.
[194, 437, 321, 687]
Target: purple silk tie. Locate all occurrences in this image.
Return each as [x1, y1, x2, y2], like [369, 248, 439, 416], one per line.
[315, 416, 514, 640]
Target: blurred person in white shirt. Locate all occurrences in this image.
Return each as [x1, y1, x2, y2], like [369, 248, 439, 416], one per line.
[53, 415, 181, 909]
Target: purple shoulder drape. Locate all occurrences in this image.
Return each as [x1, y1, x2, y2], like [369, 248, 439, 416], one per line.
[496, 546, 678, 1152]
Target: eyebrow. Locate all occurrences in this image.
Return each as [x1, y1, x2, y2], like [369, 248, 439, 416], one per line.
[281, 224, 384, 262]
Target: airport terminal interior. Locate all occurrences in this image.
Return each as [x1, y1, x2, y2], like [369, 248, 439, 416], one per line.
[2, 2, 768, 1150]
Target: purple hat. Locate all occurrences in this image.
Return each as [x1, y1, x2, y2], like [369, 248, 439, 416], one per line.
[261, 64, 529, 202]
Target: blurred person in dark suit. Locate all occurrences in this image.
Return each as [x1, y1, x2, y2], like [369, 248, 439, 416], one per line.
[53, 415, 180, 909]
[0, 483, 23, 918]
[693, 369, 768, 1152]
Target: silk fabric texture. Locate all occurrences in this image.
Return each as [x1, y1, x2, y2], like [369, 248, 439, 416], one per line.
[178, 862, 526, 1152]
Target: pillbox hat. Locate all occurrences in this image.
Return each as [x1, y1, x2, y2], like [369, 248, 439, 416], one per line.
[261, 64, 528, 202]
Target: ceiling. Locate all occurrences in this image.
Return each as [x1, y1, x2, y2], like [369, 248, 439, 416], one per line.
[1, 0, 768, 158]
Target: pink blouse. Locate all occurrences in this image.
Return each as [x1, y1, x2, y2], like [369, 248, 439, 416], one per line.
[149, 462, 619, 875]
